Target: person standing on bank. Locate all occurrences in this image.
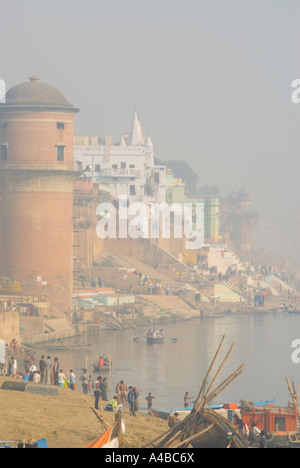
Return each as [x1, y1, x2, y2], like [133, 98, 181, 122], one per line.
[39, 356, 46, 384]
[53, 358, 59, 386]
[146, 393, 155, 414]
[128, 386, 138, 417]
[45, 356, 52, 385]
[80, 369, 89, 394]
[58, 369, 66, 388]
[100, 377, 108, 401]
[69, 370, 76, 390]
[94, 376, 102, 410]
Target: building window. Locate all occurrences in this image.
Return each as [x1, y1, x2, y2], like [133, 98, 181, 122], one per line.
[0, 145, 7, 161]
[129, 164, 135, 169]
[130, 185, 136, 196]
[57, 146, 65, 161]
[57, 122, 65, 129]
[112, 164, 118, 170]
[95, 164, 101, 172]
[121, 162, 126, 169]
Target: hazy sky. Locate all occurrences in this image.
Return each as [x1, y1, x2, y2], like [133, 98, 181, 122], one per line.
[1, 0, 300, 260]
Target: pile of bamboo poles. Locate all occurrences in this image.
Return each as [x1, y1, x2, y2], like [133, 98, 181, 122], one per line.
[91, 407, 131, 448]
[286, 377, 300, 419]
[143, 335, 249, 449]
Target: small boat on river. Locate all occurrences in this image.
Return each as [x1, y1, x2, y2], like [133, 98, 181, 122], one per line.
[93, 356, 111, 373]
[146, 329, 165, 344]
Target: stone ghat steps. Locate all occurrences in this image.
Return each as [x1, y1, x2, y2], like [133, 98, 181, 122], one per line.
[139, 295, 195, 317]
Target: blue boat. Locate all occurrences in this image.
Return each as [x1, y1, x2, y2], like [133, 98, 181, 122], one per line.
[153, 399, 276, 420]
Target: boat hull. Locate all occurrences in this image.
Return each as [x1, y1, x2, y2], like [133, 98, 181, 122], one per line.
[93, 365, 110, 372]
[147, 337, 164, 344]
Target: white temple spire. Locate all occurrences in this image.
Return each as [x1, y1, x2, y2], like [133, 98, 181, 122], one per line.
[127, 111, 146, 146]
[120, 135, 126, 146]
[146, 135, 153, 148]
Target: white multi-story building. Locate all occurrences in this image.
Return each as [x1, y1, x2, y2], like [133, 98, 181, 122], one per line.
[74, 112, 166, 205]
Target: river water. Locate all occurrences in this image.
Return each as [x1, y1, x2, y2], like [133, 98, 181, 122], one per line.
[35, 314, 300, 412]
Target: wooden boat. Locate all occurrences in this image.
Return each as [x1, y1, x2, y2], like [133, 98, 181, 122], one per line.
[190, 411, 239, 448]
[46, 345, 71, 351]
[241, 404, 298, 448]
[146, 329, 165, 344]
[147, 336, 164, 344]
[288, 434, 300, 448]
[93, 363, 110, 373]
[46, 344, 91, 351]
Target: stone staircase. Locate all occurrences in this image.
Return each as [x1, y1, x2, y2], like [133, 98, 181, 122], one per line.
[139, 294, 196, 318]
[214, 283, 246, 303]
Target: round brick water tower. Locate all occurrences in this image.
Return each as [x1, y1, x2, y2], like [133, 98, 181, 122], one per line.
[0, 76, 79, 311]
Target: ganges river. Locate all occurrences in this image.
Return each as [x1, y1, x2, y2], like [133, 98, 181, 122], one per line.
[36, 314, 300, 411]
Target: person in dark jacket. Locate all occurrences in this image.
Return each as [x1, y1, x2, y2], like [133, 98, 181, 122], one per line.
[127, 386, 138, 416]
[100, 377, 108, 401]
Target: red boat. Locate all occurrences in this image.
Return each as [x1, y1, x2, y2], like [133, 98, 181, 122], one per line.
[241, 403, 298, 448]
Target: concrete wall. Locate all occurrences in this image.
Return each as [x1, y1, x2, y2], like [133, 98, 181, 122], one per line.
[0, 310, 20, 343]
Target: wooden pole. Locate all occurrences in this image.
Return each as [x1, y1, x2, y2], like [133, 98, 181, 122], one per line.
[286, 377, 300, 419]
[193, 334, 226, 408]
[91, 407, 111, 431]
[205, 366, 244, 405]
[109, 353, 112, 400]
[200, 342, 235, 406]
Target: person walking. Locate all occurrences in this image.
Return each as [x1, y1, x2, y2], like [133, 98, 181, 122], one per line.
[127, 386, 138, 416]
[80, 369, 89, 394]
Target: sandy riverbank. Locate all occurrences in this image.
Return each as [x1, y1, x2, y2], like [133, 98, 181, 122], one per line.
[0, 377, 168, 448]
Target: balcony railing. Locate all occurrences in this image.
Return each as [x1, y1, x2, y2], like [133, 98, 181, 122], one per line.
[99, 168, 142, 177]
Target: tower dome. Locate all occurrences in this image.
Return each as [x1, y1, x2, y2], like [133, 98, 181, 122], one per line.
[3, 75, 78, 112]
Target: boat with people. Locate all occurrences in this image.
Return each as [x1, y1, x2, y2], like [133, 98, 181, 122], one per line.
[146, 328, 165, 344]
[241, 402, 298, 448]
[93, 355, 111, 373]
